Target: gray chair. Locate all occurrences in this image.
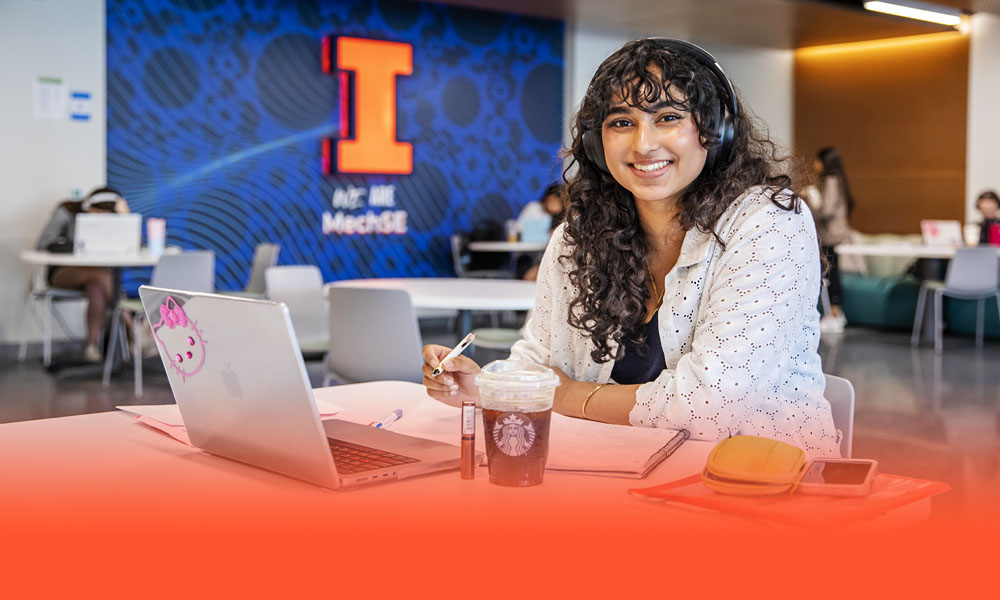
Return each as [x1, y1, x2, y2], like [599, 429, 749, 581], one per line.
[17, 267, 86, 366]
[102, 251, 215, 397]
[824, 373, 855, 458]
[324, 286, 423, 385]
[265, 265, 328, 357]
[911, 247, 1000, 353]
[451, 233, 511, 329]
[240, 243, 279, 297]
[450, 234, 512, 279]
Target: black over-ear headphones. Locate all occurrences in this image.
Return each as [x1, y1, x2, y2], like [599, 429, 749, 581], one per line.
[581, 38, 738, 175]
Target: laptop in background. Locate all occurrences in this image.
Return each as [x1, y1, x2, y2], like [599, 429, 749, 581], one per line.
[920, 219, 964, 247]
[137, 285, 460, 490]
[74, 213, 142, 256]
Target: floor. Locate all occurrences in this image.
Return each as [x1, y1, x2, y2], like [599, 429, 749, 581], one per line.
[2, 322, 998, 519]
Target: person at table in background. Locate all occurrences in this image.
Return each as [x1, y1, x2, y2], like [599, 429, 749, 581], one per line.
[802, 147, 853, 335]
[35, 187, 130, 362]
[975, 190, 1000, 245]
[516, 183, 566, 281]
[421, 38, 840, 458]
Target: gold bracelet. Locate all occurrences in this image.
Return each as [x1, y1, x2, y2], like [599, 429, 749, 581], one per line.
[581, 384, 606, 420]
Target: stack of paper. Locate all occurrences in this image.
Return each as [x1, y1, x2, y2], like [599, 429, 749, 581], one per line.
[374, 399, 688, 478]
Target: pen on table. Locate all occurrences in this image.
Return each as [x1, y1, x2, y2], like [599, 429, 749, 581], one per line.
[431, 332, 476, 377]
[369, 409, 403, 429]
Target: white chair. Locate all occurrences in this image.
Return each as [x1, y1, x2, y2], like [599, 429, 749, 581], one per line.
[824, 373, 855, 458]
[323, 286, 423, 385]
[17, 267, 85, 366]
[471, 310, 532, 356]
[265, 265, 328, 357]
[471, 327, 524, 351]
[102, 251, 215, 397]
[910, 247, 1000, 353]
[240, 243, 279, 297]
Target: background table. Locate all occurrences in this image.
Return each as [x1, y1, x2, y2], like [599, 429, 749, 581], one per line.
[20, 248, 172, 268]
[327, 277, 536, 311]
[328, 277, 536, 333]
[835, 242, 1000, 259]
[834, 242, 1000, 283]
[466, 240, 548, 253]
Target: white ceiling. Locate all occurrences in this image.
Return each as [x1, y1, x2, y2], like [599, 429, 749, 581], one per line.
[427, 0, 968, 48]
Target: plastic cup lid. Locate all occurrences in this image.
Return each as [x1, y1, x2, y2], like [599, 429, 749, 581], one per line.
[474, 360, 561, 391]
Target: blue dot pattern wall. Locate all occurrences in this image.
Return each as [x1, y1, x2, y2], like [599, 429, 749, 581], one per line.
[106, 0, 564, 292]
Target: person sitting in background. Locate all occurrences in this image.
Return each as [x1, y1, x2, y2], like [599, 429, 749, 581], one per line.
[516, 183, 566, 281]
[422, 38, 839, 457]
[976, 190, 1000, 245]
[35, 187, 130, 362]
[803, 147, 853, 334]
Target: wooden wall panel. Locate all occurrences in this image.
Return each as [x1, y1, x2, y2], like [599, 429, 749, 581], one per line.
[794, 33, 969, 234]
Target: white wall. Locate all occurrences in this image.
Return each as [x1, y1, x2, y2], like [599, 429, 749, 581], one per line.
[966, 12, 1000, 222]
[563, 24, 795, 155]
[0, 0, 105, 345]
[702, 42, 794, 155]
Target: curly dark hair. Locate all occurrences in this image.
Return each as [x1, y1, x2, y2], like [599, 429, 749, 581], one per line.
[561, 38, 799, 364]
[977, 189, 1000, 208]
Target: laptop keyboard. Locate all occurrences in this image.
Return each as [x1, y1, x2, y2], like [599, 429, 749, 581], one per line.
[327, 437, 420, 475]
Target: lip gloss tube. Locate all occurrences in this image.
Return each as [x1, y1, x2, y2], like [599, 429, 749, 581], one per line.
[461, 400, 476, 479]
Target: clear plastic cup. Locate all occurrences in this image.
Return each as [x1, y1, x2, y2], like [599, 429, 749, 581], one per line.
[147, 218, 166, 257]
[505, 219, 519, 242]
[475, 360, 560, 487]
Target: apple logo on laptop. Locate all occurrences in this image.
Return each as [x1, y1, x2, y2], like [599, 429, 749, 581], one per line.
[222, 363, 243, 399]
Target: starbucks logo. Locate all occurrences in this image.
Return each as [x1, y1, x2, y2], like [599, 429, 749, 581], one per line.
[492, 413, 536, 457]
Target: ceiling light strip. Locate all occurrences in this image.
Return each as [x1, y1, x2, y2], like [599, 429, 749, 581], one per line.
[863, 1, 962, 26]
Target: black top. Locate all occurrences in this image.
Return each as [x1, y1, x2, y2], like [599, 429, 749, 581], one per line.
[610, 311, 667, 385]
[980, 219, 1000, 245]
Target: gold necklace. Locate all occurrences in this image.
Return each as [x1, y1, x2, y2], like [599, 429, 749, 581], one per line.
[648, 269, 664, 308]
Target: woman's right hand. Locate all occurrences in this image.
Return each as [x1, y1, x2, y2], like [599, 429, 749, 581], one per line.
[421, 344, 481, 407]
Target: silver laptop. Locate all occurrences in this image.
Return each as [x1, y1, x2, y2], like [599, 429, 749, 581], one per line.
[74, 213, 142, 256]
[138, 285, 461, 490]
[920, 219, 964, 247]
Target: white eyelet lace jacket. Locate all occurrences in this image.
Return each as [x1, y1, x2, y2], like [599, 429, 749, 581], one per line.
[509, 186, 841, 458]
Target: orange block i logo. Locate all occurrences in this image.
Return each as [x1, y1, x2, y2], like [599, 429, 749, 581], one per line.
[322, 36, 413, 175]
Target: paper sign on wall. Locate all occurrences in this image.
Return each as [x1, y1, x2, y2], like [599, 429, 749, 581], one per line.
[33, 76, 67, 121]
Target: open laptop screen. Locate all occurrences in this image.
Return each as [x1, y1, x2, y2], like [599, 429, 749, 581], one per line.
[74, 213, 141, 256]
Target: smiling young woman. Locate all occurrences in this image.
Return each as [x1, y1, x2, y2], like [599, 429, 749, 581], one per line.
[421, 38, 840, 458]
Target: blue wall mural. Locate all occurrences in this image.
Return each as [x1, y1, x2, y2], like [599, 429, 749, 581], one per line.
[107, 0, 564, 292]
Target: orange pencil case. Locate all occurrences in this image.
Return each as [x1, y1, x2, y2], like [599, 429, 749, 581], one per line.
[701, 435, 806, 495]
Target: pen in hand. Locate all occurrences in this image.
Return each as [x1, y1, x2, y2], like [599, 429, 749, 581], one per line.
[431, 332, 476, 377]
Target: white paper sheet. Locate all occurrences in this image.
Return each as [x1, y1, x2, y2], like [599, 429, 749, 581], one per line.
[116, 403, 184, 426]
[389, 399, 486, 452]
[117, 399, 345, 424]
[118, 400, 346, 448]
[33, 76, 67, 121]
[135, 415, 193, 446]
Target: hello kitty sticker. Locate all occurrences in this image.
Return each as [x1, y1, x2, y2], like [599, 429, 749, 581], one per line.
[152, 296, 207, 381]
